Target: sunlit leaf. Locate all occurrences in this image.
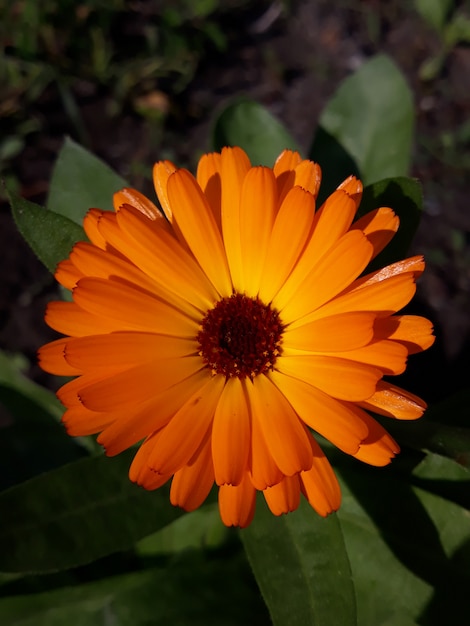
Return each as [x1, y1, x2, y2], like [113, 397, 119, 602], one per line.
[314, 55, 413, 186]
[212, 99, 300, 166]
[240, 497, 356, 626]
[47, 137, 127, 223]
[0, 452, 216, 573]
[334, 450, 470, 625]
[8, 190, 86, 273]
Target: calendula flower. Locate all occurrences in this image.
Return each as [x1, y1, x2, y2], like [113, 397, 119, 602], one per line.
[39, 147, 434, 527]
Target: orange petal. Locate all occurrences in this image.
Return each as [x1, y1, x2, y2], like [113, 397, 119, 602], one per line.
[97, 368, 211, 456]
[237, 166, 277, 296]
[311, 189, 358, 256]
[374, 315, 435, 354]
[258, 186, 315, 303]
[283, 312, 375, 353]
[325, 339, 408, 376]
[352, 207, 399, 259]
[293, 160, 322, 198]
[147, 375, 225, 475]
[263, 474, 301, 516]
[170, 432, 215, 511]
[116, 206, 217, 311]
[278, 230, 373, 323]
[300, 433, 341, 516]
[218, 473, 256, 528]
[220, 146, 251, 291]
[57, 370, 119, 408]
[301, 273, 417, 325]
[247, 374, 313, 476]
[38, 337, 83, 376]
[212, 377, 251, 486]
[270, 370, 368, 454]
[355, 256, 425, 290]
[73, 276, 198, 336]
[279, 355, 382, 402]
[45, 301, 122, 337]
[129, 435, 172, 490]
[69, 241, 160, 295]
[62, 405, 114, 437]
[152, 160, 177, 220]
[196, 151, 222, 228]
[345, 404, 400, 466]
[113, 187, 163, 220]
[167, 169, 232, 297]
[83, 209, 107, 249]
[55, 258, 82, 290]
[273, 149, 303, 177]
[359, 381, 427, 420]
[63, 332, 197, 371]
[337, 175, 363, 208]
[250, 400, 284, 490]
[94, 208, 204, 316]
[76, 356, 203, 411]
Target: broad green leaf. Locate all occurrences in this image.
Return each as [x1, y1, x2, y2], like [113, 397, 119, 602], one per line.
[0, 351, 62, 421]
[8, 189, 86, 273]
[0, 551, 270, 626]
[0, 385, 86, 491]
[335, 450, 470, 625]
[359, 176, 423, 266]
[0, 451, 216, 573]
[414, 0, 452, 32]
[240, 497, 356, 626]
[47, 137, 127, 223]
[212, 99, 300, 166]
[315, 55, 413, 185]
[136, 504, 228, 556]
[384, 418, 470, 470]
[310, 126, 360, 203]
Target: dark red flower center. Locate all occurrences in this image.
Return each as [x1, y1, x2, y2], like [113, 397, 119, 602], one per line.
[197, 293, 284, 379]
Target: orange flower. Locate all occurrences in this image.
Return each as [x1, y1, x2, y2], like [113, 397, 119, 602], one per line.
[39, 148, 435, 527]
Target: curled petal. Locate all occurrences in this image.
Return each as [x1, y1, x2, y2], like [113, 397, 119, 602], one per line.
[359, 381, 427, 420]
[113, 187, 163, 220]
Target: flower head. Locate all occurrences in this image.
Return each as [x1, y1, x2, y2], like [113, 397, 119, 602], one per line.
[39, 147, 434, 527]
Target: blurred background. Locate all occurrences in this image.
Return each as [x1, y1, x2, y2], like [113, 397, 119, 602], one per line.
[1, 0, 470, 425]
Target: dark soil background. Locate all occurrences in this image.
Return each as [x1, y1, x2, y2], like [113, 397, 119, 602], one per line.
[1, 0, 470, 410]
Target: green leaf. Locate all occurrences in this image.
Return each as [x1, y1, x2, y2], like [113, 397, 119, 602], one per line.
[8, 189, 86, 273]
[47, 137, 127, 223]
[359, 176, 423, 266]
[136, 504, 228, 556]
[335, 451, 470, 625]
[314, 55, 413, 186]
[0, 351, 62, 421]
[0, 451, 216, 573]
[310, 126, 360, 204]
[0, 384, 86, 491]
[384, 418, 470, 470]
[212, 99, 300, 166]
[414, 0, 452, 32]
[0, 551, 270, 625]
[240, 497, 356, 626]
